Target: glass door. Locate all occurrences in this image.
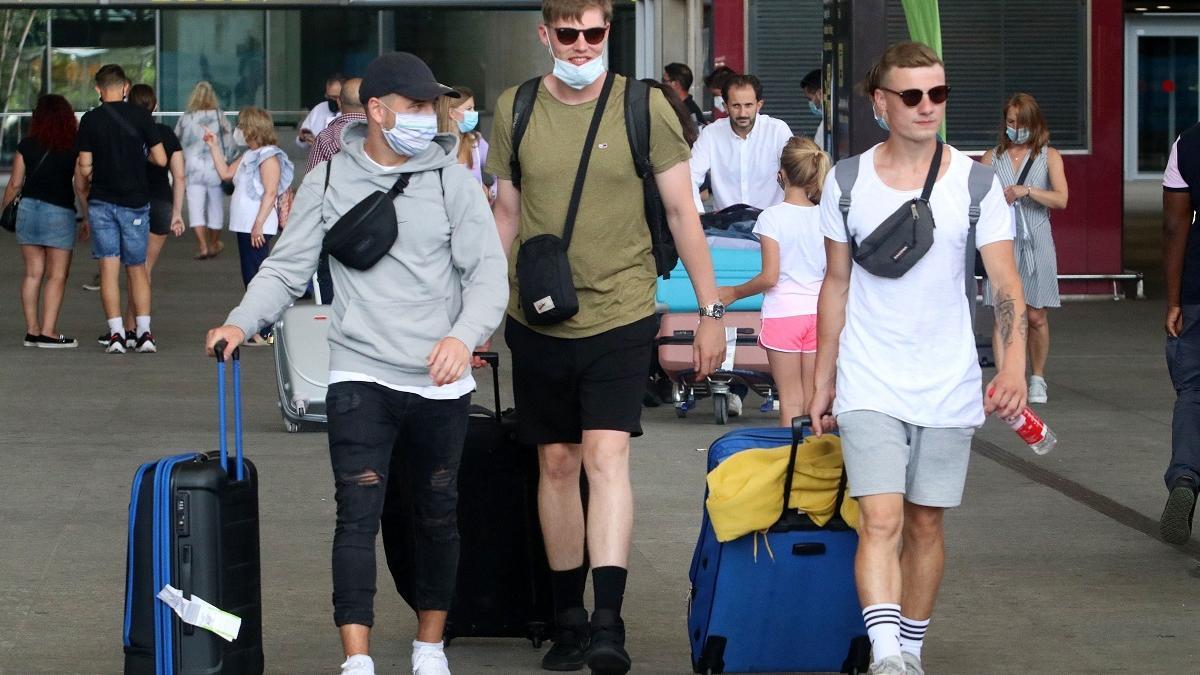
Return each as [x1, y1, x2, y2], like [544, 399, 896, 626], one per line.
[1126, 19, 1200, 179]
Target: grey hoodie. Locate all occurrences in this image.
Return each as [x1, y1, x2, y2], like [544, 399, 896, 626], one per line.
[225, 121, 509, 388]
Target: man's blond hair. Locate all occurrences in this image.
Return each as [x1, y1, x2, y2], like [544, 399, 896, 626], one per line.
[542, 0, 613, 25]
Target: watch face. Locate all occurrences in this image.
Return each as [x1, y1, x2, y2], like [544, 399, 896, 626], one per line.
[713, 305, 725, 318]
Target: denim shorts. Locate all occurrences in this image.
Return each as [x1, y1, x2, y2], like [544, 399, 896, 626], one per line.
[15, 197, 76, 250]
[89, 199, 150, 265]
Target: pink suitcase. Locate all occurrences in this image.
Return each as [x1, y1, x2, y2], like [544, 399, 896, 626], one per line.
[656, 312, 775, 424]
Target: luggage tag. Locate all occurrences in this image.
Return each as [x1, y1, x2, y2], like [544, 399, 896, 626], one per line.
[157, 585, 242, 642]
[720, 327, 737, 372]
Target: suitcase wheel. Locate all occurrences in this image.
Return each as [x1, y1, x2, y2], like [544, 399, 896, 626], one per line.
[527, 621, 548, 649]
[284, 418, 301, 433]
[713, 394, 728, 425]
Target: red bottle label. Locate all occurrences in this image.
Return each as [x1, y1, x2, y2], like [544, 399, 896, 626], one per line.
[1011, 410, 1046, 445]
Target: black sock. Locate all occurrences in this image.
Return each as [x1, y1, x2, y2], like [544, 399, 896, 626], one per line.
[592, 566, 628, 616]
[550, 565, 588, 616]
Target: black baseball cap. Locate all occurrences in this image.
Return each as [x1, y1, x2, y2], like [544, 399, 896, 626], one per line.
[359, 52, 459, 105]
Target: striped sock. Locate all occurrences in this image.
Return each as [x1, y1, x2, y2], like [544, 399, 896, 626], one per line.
[899, 615, 930, 658]
[863, 603, 902, 663]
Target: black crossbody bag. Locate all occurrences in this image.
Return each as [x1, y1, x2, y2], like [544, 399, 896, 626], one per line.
[842, 140, 942, 279]
[1, 149, 48, 233]
[515, 72, 615, 325]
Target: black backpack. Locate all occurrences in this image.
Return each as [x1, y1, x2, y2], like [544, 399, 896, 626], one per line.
[508, 76, 678, 278]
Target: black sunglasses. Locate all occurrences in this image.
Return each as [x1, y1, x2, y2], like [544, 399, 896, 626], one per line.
[554, 26, 608, 45]
[880, 85, 951, 107]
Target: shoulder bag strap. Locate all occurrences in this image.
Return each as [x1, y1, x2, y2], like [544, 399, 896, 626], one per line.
[24, 148, 48, 185]
[101, 103, 144, 143]
[560, 71, 616, 249]
[509, 77, 543, 191]
[919, 140, 944, 202]
[835, 155, 861, 254]
[1014, 150, 1035, 186]
[965, 161, 995, 325]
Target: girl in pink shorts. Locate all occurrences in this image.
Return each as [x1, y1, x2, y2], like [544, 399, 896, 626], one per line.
[718, 137, 830, 425]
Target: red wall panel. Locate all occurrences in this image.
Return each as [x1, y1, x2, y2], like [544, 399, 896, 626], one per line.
[711, 0, 745, 73]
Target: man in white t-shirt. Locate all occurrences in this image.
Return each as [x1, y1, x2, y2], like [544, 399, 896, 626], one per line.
[297, 73, 344, 149]
[810, 43, 1028, 675]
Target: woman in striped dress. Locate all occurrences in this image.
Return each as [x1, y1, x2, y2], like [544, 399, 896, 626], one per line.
[982, 93, 1069, 403]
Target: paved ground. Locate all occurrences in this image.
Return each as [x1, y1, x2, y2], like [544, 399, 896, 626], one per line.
[3, 197, 1200, 674]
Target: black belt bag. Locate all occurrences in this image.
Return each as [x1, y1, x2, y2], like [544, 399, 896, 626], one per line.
[323, 172, 408, 271]
[843, 140, 943, 279]
[516, 72, 614, 325]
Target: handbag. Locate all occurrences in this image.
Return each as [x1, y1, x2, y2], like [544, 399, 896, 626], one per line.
[321, 166, 408, 271]
[515, 72, 615, 325]
[841, 140, 943, 279]
[1, 149, 48, 233]
[976, 150, 1033, 278]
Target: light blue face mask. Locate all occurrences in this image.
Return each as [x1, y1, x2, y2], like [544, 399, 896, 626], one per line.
[380, 105, 439, 157]
[457, 110, 479, 134]
[874, 111, 890, 132]
[1006, 126, 1031, 144]
[809, 100, 823, 118]
[551, 49, 606, 90]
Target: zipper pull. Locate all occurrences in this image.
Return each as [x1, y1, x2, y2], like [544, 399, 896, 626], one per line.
[910, 202, 920, 221]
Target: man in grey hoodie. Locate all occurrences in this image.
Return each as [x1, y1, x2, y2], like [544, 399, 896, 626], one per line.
[205, 52, 508, 675]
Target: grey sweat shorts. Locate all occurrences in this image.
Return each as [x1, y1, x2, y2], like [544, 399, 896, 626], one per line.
[837, 410, 975, 508]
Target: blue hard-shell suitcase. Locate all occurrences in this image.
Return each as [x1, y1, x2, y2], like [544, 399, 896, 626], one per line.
[123, 343, 263, 674]
[687, 419, 870, 674]
[657, 248, 764, 312]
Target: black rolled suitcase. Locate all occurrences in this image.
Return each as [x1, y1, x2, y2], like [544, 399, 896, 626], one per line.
[123, 343, 264, 674]
[381, 352, 562, 647]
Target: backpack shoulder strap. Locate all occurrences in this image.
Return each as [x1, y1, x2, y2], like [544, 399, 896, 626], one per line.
[323, 159, 332, 194]
[965, 161, 996, 323]
[508, 77, 542, 191]
[623, 77, 652, 178]
[834, 155, 861, 250]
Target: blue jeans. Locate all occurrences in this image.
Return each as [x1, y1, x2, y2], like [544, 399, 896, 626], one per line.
[236, 232, 273, 337]
[88, 200, 149, 265]
[1166, 304, 1200, 487]
[326, 381, 470, 627]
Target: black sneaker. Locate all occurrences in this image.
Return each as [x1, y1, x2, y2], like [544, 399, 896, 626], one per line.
[586, 610, 630, 675]
[542, 607, 589, 672]
[23, 333, 40, 347]
[125, 330, 137, 350]
[135, 332, 157, 354]
[1161, 475, 1198, 545]
[38, 334, 78, 349]
[97, 332, 110, 346]
[105, 332, 127, 354]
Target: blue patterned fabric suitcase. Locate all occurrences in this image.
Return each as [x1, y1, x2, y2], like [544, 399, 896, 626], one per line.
[687, 420, 870, 674]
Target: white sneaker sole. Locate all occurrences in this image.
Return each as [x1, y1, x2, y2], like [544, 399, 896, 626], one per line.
[136, 343, 157, 354]
[38, 341, 78, 349]
[106, 343, 127, 354]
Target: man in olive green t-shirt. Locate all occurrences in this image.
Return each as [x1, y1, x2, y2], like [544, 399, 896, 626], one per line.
[486, 1, 725, 673]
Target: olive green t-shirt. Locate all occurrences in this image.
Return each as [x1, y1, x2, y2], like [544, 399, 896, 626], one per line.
[486, 74, 691, 338]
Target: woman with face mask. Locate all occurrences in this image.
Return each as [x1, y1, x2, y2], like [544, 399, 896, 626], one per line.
[204, 106, 295, 345]
[980, 92, 1070, 404]
[437, 85, 494, 203]
[175, 81, 234, 259]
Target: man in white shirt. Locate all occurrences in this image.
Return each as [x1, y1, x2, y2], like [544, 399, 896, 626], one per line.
[296, 73, 344, 149]
[801, 68, 825, 152]
[689, 74, 792, 212]
[810, 42, 1027, 675]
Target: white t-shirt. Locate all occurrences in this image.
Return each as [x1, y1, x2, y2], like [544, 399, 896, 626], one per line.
[690, 114, 793, 212]
[752, 202, 825, 317]
[819, 144, 1012, 428]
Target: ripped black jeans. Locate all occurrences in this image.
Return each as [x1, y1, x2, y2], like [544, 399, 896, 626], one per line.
[326, 381, 469, 627]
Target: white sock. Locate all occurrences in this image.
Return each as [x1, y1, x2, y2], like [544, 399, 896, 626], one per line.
[135, 315, 151, 337]
[107, 317, 125, 336]
[340, 653, 374, 673]
[863, 603, 902, 663]
[413, 639, 444, 653]
[899, 615, 930, 658]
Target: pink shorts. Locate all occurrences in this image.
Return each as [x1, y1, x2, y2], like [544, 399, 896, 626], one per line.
[759, 314, 818, 353]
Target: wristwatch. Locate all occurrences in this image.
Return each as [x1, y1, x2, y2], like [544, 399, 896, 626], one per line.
[699, 302, 725, 319]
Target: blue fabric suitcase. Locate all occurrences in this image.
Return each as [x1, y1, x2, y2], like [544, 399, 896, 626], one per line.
[657, 248, 764, 312]
[687, 419, 870, 674]
[123, 343, 263, 675]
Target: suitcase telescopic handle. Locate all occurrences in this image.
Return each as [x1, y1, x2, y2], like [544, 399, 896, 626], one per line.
[782, 415, 847, 522]
[213, 339, 245, 481]
[475, 351, 502, 422]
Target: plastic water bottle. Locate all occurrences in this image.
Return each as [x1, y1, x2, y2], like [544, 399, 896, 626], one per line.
[1002, 408, 1057, 455]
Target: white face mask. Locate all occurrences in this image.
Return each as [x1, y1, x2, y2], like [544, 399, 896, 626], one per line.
[550, 48, 606, 90]
[233, 128, 247, 146]
[379, 102, 439, 157]
[713, 95, 726, 113]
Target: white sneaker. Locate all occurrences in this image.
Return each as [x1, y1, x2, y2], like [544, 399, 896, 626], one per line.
[726, 394, 743, 417]
[412, 646, 451, 675]
[1029, 376, 1048, 404]
[339, 654, 375, 675]
[869, 655, 907, 675]
[902, 651, 925, 675]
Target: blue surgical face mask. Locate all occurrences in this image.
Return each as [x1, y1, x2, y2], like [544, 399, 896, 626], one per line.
[550, 49, 606, 90]
[713, 95, 726, 113]
[457, 110, 479, 134]
[874, 110, 890, 132]
[380, 103, 438, 157]
[1006, 126, 1030, 144]
[809, 100, 823, 118]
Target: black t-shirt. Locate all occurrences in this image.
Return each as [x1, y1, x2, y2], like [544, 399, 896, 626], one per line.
[76, 101, 161, 208]
[16, 137, 77, 211]
[147, 123, 182, 203]
[684, 95, 705, 129]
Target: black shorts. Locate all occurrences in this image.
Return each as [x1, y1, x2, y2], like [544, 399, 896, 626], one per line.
[148, 199, 173, 236]
[505, 314, 657, 445]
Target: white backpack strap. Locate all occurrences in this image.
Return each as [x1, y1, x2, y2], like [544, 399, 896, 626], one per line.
[965, 161, 996, 324]
[834, 155, 862, 251]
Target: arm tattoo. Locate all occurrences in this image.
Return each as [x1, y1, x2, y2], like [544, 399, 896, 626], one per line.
[993, 288, 1028, 346]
